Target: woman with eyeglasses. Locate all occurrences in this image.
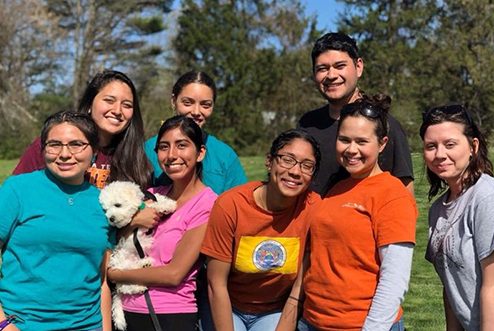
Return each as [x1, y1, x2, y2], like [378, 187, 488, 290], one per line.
[200, 129, 321, 331]
[299, 95, 417, 331]
[0, 110, 114, 331]
[420, 105, 494, 330]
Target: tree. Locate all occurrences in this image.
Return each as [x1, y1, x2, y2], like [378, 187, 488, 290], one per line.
[0, 0, 63, 158]
[173, 0, 320, 154]
[45, 0, 173, 105]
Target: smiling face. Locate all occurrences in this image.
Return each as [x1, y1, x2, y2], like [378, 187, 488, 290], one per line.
[313, 50, 363, 110]
[423, 121, 478, 191]
[266, 138, 315, 199]
[336, 116, 387, 179]
[44, 123, 94, 185]
[157, 126, 205, 182]
[90, 81, 134, 146]
[172, 83, 214, 128]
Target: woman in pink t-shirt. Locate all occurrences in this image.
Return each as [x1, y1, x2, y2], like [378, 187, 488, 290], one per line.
[108, 115, 217, 331]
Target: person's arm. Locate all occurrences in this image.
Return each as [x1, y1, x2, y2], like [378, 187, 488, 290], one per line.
[100, 250, 112, 331]
[480, 252, 494, 330]
[108, 223, 207, 286]
[362, 243, 414, 331]
[118, 205, 160, 238]
[207, 258, 234, 331]
[444, 288, 464, 331]
[275, 252, 308, 331]
[404, 179, 414, 196]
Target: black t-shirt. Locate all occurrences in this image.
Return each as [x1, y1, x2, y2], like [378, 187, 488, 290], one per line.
[298, 104, 414, 195]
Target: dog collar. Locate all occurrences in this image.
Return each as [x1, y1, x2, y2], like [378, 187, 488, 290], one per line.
[139, 202, 146, 210]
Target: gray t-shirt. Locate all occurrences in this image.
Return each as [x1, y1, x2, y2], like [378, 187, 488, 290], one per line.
[426, 174, 494, 330]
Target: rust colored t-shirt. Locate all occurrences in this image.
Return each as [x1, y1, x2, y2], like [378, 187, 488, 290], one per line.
[303, 172, 417, 330]
[201, 181, 320, 313]
[13, 136, 111, 189]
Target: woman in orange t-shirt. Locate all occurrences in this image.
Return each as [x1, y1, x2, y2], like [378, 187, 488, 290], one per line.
[300, 95, 417, 331]
[201, 129, 321, 331]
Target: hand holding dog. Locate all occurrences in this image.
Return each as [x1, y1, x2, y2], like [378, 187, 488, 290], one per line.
[130, 204, 161, 230]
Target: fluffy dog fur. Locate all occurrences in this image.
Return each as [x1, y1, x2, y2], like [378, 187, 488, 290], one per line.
[99, 181, 177, 330]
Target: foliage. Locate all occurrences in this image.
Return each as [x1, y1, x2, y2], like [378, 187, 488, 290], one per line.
[336, 0, 494, 150]
[173, 0, 321, 155]
[45, 0, 173, 105]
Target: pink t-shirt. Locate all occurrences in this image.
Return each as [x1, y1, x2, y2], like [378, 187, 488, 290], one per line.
[122, 185, 217, 314]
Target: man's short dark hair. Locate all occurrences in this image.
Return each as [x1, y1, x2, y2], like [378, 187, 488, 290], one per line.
[311, 32, 360, 70]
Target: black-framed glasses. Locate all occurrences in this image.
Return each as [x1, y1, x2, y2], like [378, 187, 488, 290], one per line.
[422, 104, 473, 124]
[340, 103, 380, 119]
[274, 154, 316, 175]
[44, 141, 90, 155]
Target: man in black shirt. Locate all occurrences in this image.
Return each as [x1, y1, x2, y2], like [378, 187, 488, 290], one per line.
[298, 32, 414, 196]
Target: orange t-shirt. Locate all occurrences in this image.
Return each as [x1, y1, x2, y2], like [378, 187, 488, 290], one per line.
[303, 172, 417, 330]
[201, 181, 320, 313]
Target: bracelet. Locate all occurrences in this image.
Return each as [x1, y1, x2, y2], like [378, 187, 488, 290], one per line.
[288, 295, 301, 302]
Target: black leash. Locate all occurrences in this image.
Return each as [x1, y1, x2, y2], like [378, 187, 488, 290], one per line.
[133, 225, 163, 331]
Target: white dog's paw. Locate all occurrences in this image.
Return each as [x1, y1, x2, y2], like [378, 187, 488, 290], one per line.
[152, 194, 177, 214]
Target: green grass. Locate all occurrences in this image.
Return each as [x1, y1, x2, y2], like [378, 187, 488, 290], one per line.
[0, 160, 16, 183]
[1, 155, 444, 329]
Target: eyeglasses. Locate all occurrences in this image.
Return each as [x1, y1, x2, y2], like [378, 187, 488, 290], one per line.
[340, 103, 380, 119]
[44, 141, 90, 155]
[422, 104, 473, 124]
[274, 154, 316, 175]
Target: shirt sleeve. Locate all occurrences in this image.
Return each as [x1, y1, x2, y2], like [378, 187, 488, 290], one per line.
[0, 178, 21, 244]
[223, 156, 248, 191]
[363, 243, 414, 331]
[473, 192, 494, 261]
[12, 137, 45, 175]
[200, 198, 236, 263]
[375, 193, 417, 247]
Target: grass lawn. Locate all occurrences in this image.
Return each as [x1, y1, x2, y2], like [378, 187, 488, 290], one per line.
[0, 155, 444, 329]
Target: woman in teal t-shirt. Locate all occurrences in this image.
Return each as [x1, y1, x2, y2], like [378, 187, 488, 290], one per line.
[0, 110, 114, 331]
[144, 71, 247, 195]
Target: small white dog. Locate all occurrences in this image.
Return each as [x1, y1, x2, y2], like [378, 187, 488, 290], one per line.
[99, 181, 177, 331]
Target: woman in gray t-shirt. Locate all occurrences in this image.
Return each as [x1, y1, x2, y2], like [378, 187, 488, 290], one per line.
[420, 104, 494, 331]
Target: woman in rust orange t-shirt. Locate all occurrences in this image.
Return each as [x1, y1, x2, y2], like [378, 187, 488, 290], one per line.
[201, 129, 321, 331]
[301, 97, 417, 331]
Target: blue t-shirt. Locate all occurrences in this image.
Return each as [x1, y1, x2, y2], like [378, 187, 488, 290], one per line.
[145, 133, 247, 194]
[0, 170, 114, 331]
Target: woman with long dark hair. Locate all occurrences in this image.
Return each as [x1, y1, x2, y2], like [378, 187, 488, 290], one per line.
[108, 115, 217, 331]
[14, 69, 152, 190]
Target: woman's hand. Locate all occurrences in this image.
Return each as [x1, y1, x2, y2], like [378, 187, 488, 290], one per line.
[4, 324, 20, 331]
[131, 204, 161, 230]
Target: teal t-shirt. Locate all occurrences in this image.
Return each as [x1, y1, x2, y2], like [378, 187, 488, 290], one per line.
[0, 170, 114, 331]
[145, 133, 247, 194]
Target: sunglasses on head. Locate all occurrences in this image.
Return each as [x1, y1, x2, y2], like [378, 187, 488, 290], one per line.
[422, 104, 473, 124]
[341, 103, 380, 119]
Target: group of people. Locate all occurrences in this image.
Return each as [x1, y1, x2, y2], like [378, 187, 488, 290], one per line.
[0, 31, 490, 331]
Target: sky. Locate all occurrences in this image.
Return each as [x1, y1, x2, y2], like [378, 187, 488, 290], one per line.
[304, 0, 344, 31]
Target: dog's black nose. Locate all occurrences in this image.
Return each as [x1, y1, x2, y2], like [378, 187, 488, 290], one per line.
[110, 216, 115, 222]
[114, 203, 122, 207]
